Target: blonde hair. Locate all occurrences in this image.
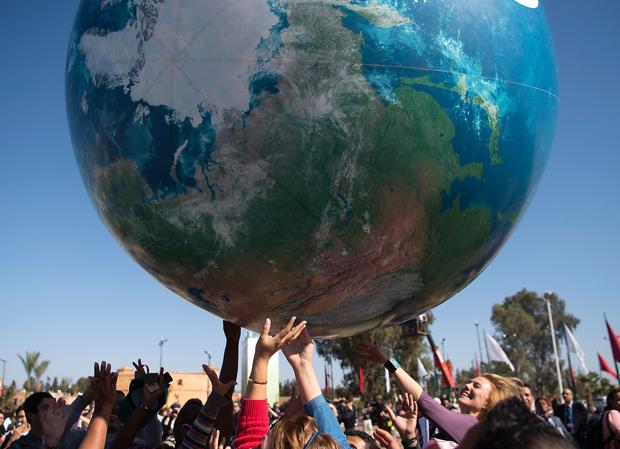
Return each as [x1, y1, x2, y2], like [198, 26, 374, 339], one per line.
[270, 415, 317, 449]
[479, 373, 522, 420]
[306, 434, 340, 449]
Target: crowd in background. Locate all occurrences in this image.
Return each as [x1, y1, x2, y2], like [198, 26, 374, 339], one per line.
[1, 318, 619, 449]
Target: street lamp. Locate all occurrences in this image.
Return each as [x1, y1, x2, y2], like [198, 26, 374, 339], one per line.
[543, 291, 564, 401]
[474, 321, 484, 365]
[0, 358, 6, 393]
[441, 338, 446, 358]
[159, 338, 168, 369]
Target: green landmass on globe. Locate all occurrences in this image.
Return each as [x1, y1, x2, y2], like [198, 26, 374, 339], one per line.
[66, 0, 558, 336]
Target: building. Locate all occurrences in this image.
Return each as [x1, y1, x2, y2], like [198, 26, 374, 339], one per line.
[116, 366, 213, 408]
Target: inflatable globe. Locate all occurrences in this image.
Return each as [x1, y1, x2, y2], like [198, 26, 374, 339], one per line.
[66, 0, 558, 336]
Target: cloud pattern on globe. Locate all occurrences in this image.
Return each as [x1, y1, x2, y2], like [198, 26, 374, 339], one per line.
[66, 0, 558, 336]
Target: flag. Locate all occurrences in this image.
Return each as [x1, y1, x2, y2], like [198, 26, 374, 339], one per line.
[485, 332, 515, 372]
[606, 318, 620, 363]
[359, 367, 365, 394]
[417, 358, 428, 378]
[475, 355, 481, 377]
[432, 346, 456, 387]
[598, 353, 618, 379]
[385, 368, 391, 393]
[564, 324, 588, 373]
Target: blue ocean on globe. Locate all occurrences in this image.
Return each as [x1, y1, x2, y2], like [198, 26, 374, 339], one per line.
[66, 0, 558, 336]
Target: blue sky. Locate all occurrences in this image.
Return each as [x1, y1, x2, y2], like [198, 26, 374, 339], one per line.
[0, 0, 619, 389]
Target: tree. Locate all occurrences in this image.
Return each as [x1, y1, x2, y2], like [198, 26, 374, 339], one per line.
[577, 372, 616, 400]
[490, 289, 579, 397]
[316, 315, 433, 398]
[17, 351, 50, 392]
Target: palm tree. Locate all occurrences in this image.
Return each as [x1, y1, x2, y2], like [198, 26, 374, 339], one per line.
[17, 351, 50, 392]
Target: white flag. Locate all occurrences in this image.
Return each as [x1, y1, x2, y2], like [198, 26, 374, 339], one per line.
[485, 332, 515, 372]
[417, 358, 429, 378]
[564, 324, 589, 374]
[385, 368, 391, 393]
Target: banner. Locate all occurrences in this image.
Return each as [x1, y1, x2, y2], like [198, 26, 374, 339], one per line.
[417, 358, 428, 378]
[564, 324, 588, 373]
[485, 332, 515, 372]
[606, 319, 620, 363]
[598, 353, 618, 379]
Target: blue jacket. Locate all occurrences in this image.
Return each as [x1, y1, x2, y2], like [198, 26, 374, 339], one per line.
[304, 395, 352, 449]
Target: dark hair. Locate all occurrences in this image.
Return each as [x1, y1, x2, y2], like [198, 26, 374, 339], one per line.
[23, 392, 53, 424]
[345, 430, 379, 449]
[606, 388, 620, 410]
[475, 397, 577, 449]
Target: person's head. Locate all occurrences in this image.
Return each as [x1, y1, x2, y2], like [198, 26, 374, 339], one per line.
[273, 402, 280, 410]
[305, 434, 340, 449]
[460, 397, 577, 449]
[606, 388, 620, 412]
[534, 396, 553, 417]
[232, 401, 240, 414]
[173, 399, 203, 447]
[520, 384, 534, 410]
[441, 396, 451, 408]
[562, 388, 574, 404]
[345, 430, 379, 449]
[23, 392, 54, 430]
[457, 374, 520, 420]
[14, 406, 26, 427]
[263, 415, 317, 449]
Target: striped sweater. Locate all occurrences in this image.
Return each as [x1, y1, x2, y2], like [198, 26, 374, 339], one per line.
[181, 392, 230, 449]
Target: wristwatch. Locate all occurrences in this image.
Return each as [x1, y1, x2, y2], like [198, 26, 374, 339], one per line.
[138, 402, 151, 411]
[384, 357, 401, 374]
[403, 436, 418, 449]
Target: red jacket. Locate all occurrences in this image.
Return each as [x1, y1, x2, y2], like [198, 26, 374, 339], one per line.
[235, 399, 270, 449]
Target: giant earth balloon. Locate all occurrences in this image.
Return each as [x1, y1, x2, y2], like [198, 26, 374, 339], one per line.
[66, 0, 558, 336]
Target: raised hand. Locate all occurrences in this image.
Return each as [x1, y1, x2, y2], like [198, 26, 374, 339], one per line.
[203, 364, 236, 396]
[91, 361, 118, 414]
[223, 321, 241, 343]
[142, 368, 165, 408]
[255, 317, 307, 360]
[208, 429, 229, 449]
[132, 359, 149, 379]
[386, 393, 418, 440]
[282, 328, 314, 369]
[355, 344, 389, 364]
[41, 398, 69, 447]
[373, 428, 401, 449]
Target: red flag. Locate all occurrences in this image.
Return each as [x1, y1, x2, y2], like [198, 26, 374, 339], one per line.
[433, 347, 456, 388]
[475, 356, 481, 377]
[606, 319, 620, 363]
[359, 367, 365, 394]
[598, 353, 618, 379]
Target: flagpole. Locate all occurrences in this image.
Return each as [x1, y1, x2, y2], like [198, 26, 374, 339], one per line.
[543, 292, 564, 400]
[604, 313, 620, 383]
[563, 323, 577, 395]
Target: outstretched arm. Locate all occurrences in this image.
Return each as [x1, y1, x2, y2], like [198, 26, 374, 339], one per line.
[283, 329, 351, 449]
[357, 344, 424, 400]
[213, 321, 240, 441]
[180, 365, 235, 449]
[235, 317, 306, 449]
[79, 361, 118, 449]
[110, 369, 165, 449]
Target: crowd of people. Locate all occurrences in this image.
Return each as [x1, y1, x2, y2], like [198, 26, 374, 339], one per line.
[0, 317, 619, 449]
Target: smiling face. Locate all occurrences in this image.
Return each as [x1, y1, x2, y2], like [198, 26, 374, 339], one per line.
[457, 377, 494, 415]
[521, 386, 534, 409]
